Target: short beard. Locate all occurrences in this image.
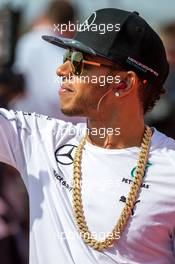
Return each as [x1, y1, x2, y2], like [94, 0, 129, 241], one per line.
[60, 107, 84, 117]
[59, 85, 103, 117]
[60, 96, 89, 117]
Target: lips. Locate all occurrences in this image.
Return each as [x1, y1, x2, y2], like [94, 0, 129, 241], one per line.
[59, 85, 74, 94]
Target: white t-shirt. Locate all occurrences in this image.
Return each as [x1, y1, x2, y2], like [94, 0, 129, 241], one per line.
[0, 108, 175, 264]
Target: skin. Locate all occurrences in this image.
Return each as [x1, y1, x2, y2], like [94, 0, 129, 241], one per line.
[56, 51, 145, 149]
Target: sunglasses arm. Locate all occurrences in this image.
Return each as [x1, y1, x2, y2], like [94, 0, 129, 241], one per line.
[83, 60, 101, 67]
[83, 60, 117, 70]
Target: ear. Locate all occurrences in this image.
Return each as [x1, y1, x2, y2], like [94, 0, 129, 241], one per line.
[125, 71, 138, 88]
[114, 71, 138, 98]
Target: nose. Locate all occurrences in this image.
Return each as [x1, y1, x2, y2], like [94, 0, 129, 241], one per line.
[56, 60, 72, 77]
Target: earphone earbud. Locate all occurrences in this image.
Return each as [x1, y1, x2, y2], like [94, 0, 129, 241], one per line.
[116, 81, 127, 90]
[114, 81, 127, 96]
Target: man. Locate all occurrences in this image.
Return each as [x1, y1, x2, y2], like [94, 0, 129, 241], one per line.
[0, 8, 175, 264]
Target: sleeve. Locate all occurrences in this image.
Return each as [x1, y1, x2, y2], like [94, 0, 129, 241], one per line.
[0, 108, 84, 189]
[0, 109, 28, 185]
[0, 108, 60, 188]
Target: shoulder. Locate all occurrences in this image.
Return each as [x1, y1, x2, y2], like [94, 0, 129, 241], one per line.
[151, 128, 175, 168]
[152, 128, 175, 150]
[0, 108, 61, 130]
[0, 108, 86, 141]
[0, 109, 54, 130]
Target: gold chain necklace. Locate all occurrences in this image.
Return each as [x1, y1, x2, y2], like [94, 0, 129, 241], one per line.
[72, 126, 152, 251]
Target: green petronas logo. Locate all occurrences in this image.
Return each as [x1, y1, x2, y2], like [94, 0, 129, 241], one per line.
[131, 161, 152, 178]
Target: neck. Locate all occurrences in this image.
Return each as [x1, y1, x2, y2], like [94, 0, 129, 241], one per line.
[86, 114, 145, 149]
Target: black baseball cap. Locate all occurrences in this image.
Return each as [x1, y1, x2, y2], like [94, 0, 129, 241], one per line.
[42, 8, 169, 86]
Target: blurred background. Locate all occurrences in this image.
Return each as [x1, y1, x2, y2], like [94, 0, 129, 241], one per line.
[0, 0, 175, 263]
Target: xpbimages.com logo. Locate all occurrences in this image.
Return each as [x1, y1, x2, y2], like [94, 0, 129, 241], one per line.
[53, 11, 121, 35]
[57, 126, 121, 139]
[55, 74, 121, 87]
[58, 231, 120, 241]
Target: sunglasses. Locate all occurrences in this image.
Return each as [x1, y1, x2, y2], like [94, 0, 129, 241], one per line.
[63, 49, 120, 76]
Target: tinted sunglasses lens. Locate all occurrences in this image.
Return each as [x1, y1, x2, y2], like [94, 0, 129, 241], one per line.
[63, 49, 71, 63]
[71, 52, 83, 75]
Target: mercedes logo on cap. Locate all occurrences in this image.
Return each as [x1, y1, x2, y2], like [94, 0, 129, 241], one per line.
[78, 12, 96, 32]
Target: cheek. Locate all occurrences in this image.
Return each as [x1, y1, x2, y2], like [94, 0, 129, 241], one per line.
[71, 69, 108, 100]
[76, 81, 101, 100]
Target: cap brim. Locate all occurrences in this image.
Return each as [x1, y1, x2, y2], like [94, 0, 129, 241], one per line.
[42, 35, 96, 55]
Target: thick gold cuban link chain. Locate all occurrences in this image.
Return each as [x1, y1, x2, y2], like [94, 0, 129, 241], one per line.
[72, 126, 152, 251]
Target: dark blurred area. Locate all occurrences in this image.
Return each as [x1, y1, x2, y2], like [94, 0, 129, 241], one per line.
[0, 164, 29, 264]
[0, 68, 24, 108]
[145, 21, 175, 139]
[0, 5, 25, 108]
